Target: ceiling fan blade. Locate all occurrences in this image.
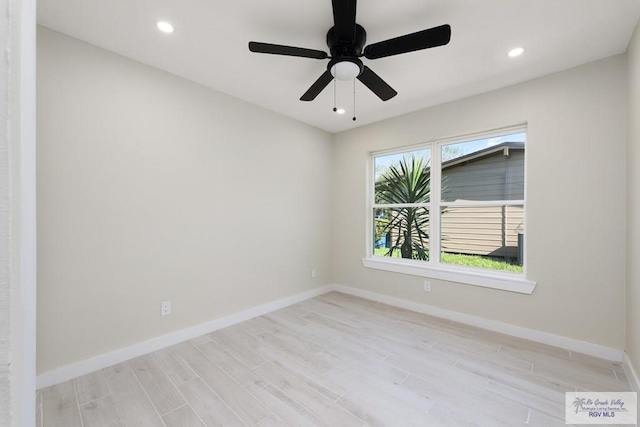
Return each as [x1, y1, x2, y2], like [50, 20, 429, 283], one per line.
[357, 66, 397, 101]
[332, 0, 357, 43]
[300, 70, 334, 101]
[249, 42, 328, 59]
[363, 24, 451, 60]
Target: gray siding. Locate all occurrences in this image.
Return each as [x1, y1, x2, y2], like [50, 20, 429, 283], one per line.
[442, 149, 524, 202]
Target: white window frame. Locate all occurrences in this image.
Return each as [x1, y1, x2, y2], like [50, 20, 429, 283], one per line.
[362, 125, 536, 294]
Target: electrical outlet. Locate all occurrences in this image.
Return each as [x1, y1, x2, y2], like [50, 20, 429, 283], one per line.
[423, 281, 431, 292]
[161, 300, 171, 316]
[311, 268, 317, 278]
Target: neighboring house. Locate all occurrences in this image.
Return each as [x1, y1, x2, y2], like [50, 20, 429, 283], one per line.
[441, 142, 525, 261]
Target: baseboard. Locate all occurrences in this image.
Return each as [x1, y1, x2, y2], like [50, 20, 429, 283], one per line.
[36, 284, 334, 389]
[332, 284, 624, 362]
[623, 352, 640, 392]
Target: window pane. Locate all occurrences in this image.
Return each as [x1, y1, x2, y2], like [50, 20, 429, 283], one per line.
[375, 149, 431, 204]
[373, 207, 429, 261]
[440, 205, 524, 273]
[441, 132, 525, 202]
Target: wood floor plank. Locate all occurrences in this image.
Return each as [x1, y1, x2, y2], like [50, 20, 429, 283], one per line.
[197, 340, 268, 394]
[304, 322, 391, 361]
[280, 302, 314, 316]
[41, 380, 83, 427]
[319, 344, 410, 384]
[208, 329, 268, 368]
[188, 334, 211, 346]
[324, 367, 433, 427]
[260, 314, 325, 353]
[451, 346, 534, 378]
[129, 354, 185, 415]
[408, 319, 476, 343]
[255, 361, 363, 427]
[385, 354, 487, 391]
[80, 395, 123, 427]
[267, 351, 347, 398]
[105, 369, 164, 427]
[297, 298, 356, 321]
[527, 409, 567, 427]
[268, 358, 342, 401]
[103, 361, 130, 377]
[496, 340, 572, 365]
[153, 347, 197, 385]
[533, 362, 629, 392]
[235, 316, 271, 335]
[426, 399, 519, 427]
[173, 341, 270, 425]
[318, 292, 380, 309]
[343, 311, 418, 339]
[256, 413, 288, 427]
[365, 302, 453, 330]
[177, 378, 245, 427]
[336, 393, 422, 427]
[571, 350, 626, 372]
[252, 383, 328, 427]
[162, 405, 205, 427]
[256, 331, 333, 374]
[518, 350, 624, 385]
[220, 323, 268, 349]
[404, 374, 529, 426]
[74, 370, 110, 405]
[454, 355, 575, 397]
[268, 306, 310, 327]
[218, 325, 283, 360]
[485, 379, 566, 420]
[303, 312, 375, 344]
[369, 336, 445, 366]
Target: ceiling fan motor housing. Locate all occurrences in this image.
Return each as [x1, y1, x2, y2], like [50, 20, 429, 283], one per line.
[326, 23, 367, 56]
[326, 24, 366, 78]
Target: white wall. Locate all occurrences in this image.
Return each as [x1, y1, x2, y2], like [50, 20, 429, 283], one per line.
[36, 27, 333, 374]
[627, 18, 640, 376]
[332, 55, 627, 349]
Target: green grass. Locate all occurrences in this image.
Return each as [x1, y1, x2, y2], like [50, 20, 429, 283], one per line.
[440, 252, 523, 273]
[374, 248, 523, 273]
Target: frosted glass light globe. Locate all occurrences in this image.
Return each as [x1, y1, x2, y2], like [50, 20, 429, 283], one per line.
[330, 61, 360, 80]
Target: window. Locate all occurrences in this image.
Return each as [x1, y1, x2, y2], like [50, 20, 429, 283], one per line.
[365, 127, 535, 294]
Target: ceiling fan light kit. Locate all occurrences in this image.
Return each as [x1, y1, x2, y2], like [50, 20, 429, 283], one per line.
[330, 61, 361, 81]
[248, 0, 451, 110]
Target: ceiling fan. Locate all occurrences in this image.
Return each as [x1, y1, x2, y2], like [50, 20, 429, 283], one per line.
[248, 0, 451, 102]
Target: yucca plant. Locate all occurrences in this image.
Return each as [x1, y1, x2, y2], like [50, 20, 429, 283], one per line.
[375, 156, 430, 260]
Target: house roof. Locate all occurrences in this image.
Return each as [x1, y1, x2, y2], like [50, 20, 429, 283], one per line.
[442, 142, 524, 170]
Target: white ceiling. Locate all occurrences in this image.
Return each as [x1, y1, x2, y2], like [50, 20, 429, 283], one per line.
[38, 0, 640, 133]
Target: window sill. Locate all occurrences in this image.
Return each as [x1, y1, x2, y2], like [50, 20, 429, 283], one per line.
[361, 257, 536, 294]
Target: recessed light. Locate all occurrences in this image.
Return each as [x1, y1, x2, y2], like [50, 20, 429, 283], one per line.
[336, 108, 346, 115]
[157, 21, 174, 34]
[508, 47, 524, 58]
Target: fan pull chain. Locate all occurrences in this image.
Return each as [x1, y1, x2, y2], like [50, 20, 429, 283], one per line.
[352, 79, 357, 121]
[332, 79, 337, 113]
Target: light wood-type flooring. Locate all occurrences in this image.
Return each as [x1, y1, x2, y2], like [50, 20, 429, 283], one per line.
[37, 291, 633, 426]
